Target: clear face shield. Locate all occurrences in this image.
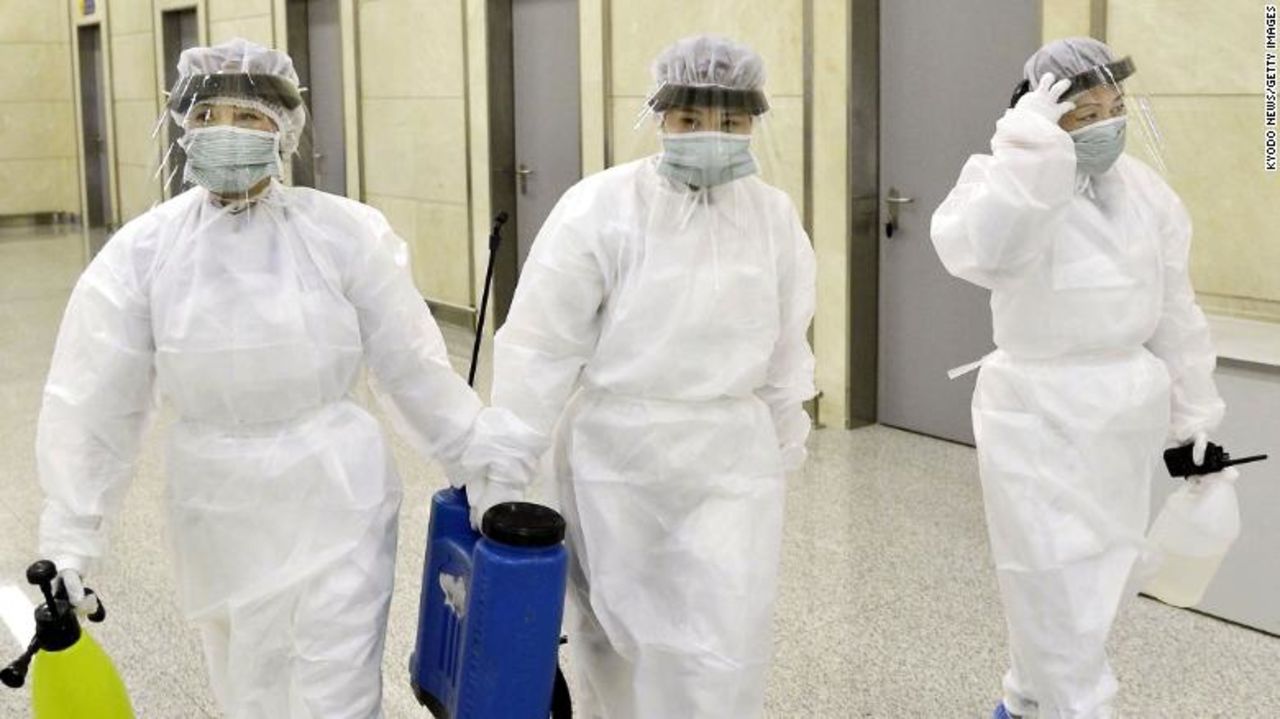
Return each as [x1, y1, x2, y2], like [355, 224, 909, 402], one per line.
[613, 82, 797, 236]
[619, 81, 796, 211]
[155, 71, 311, 205]
[1013, 55, 1167, 175]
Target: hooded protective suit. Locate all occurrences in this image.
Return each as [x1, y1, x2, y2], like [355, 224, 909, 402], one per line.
[36, 179, 496, 717]
[931, 43, 1224, 719]
[485, 36, 815, 718]
[489, 154, 815, 717]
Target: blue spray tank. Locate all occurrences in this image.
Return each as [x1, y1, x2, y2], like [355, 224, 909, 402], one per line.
[409, 489, 570, 718]
[409, 212, 572, 718]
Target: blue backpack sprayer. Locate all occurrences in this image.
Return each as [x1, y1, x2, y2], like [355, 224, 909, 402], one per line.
[409, 212, 573, 718]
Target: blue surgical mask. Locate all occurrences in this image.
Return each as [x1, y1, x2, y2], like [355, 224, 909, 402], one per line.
[657, 131, 757, 188]
[1069, 116, 1127, 176]
[180, 126, 282, 194]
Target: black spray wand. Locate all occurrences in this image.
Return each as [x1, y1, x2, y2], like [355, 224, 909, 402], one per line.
[468, 212, 508, 388]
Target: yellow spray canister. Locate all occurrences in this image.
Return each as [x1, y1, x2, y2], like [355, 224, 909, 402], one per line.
[1, 560, 134, 718]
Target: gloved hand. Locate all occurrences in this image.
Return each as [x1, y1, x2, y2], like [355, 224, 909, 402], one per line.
[467, 476, 527, 532]
[1015, 73, 1076, 124]
[52, 560, 100, 616]
[1191, 430, 1211, 468]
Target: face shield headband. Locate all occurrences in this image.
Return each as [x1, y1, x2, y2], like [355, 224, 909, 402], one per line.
[1008, 56, 1137, 109]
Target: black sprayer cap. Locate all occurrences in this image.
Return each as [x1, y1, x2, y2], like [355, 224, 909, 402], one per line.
[481, 502, 566, 548]
[28, 560, 82, 652]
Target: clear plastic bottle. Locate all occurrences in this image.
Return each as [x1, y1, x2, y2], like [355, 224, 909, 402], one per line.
[1144, 468, 1241, 608]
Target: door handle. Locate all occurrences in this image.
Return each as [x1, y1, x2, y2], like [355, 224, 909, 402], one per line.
[516, 164, 534, 195]
[884, 187, 915, 238]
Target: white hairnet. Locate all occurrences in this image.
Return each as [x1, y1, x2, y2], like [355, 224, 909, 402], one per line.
[645, 35, 771, 117]
[1024, 37, 1121, 88]
[651, 35, 767, 91]
[168, 37, 307, 156]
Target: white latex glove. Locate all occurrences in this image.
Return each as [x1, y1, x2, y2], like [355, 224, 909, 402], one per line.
[467, 476, 527, 532]
[1191, 431, 1210, 468]
[1016, 73, 1076, 124]
[52, 562, 100, 616]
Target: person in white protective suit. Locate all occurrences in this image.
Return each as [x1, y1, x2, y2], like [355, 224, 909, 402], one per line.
[931, 38, 1225, 719]
[35, 38, 514, 718]
[467, 35, 817, 719]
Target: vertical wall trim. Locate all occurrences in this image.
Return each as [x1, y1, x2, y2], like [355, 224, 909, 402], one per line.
[600, 0, 613, 168]
[99, 3, 121, 229]
[461, 0, 477, 308]
[68, 0, 88, 258]
[272, 0, 288, 50]
[341, 0, 362, 200]
[1090, 0, 1108, 40]
[802, 0, 814, 236]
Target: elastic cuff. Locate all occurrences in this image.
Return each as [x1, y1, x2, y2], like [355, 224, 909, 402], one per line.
[51, 554, 89, 577]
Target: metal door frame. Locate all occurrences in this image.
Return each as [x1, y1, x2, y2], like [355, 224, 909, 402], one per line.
[70, 8, 120, 240]
[485, 0, 521, 327]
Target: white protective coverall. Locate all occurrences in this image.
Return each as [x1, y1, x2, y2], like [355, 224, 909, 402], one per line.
[37, 182, 493, 717]
[490, 155, 816, 718]
[932, 107, 1224, 717]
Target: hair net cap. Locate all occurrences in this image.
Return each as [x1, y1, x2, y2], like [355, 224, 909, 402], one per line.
[1023, 37, 1134, 96]
[648, 35, 770, 115]
[177, 37, 300, 85]
[652, 35, 767, 91]
[168, 37, 307, 155]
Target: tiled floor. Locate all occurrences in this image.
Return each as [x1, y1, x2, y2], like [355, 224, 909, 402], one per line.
[1, 228, 1277, 717]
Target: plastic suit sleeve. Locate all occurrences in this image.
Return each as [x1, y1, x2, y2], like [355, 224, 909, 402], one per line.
[931, 109, 1078, 288]
[756, 207, 818, 472]
[1141, 174, 1225, 442]
[345, 211, 489, 482]
[490, 193, 608, 486]
[37, 230, 157, 575]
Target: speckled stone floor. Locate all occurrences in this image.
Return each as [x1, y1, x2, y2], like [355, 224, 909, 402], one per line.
[1, 228, 1277, 717]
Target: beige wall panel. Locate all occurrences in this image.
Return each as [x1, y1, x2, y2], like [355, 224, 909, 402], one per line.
[1108, 0, 1259, 95]
[1149, 96, 1280, 310]
[208, 0, 274, 22]
[115, 161, 162, 219]
[109, 30, 157, 101]
[365, 195, 471, 306]
[0, 102, 76, 160]
[0, 0, 67, 42]
[209, 15, 274, 45]
[463, 0, 486, 308]
[113, 98, 160, 168]
[410, 200, 472, 306]
[0, 43, 74, 101]
[608, 0, 803, 97]
[811, 0, 851, 426]
[361, 97, 468, 204]
[366, 194, 418, 247]
[358, 0, 473, 308]
[0, 0, 75, 216]
[0, 158, 78, 213]
[759, 94, 805, 217]
[109, 0, 155, 35]
[1042, 0, 1091, 40]
[358, 0, 465, 100]
[578, 0, 607, 174]
[1108, 2, 1277, 322]
[607, 96, 658, 164]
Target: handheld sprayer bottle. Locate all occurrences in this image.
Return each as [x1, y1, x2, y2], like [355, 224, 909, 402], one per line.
[1, 560, 134, 718]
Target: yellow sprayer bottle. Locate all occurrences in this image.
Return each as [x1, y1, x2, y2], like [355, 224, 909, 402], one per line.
[1, 560, 134, 718]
